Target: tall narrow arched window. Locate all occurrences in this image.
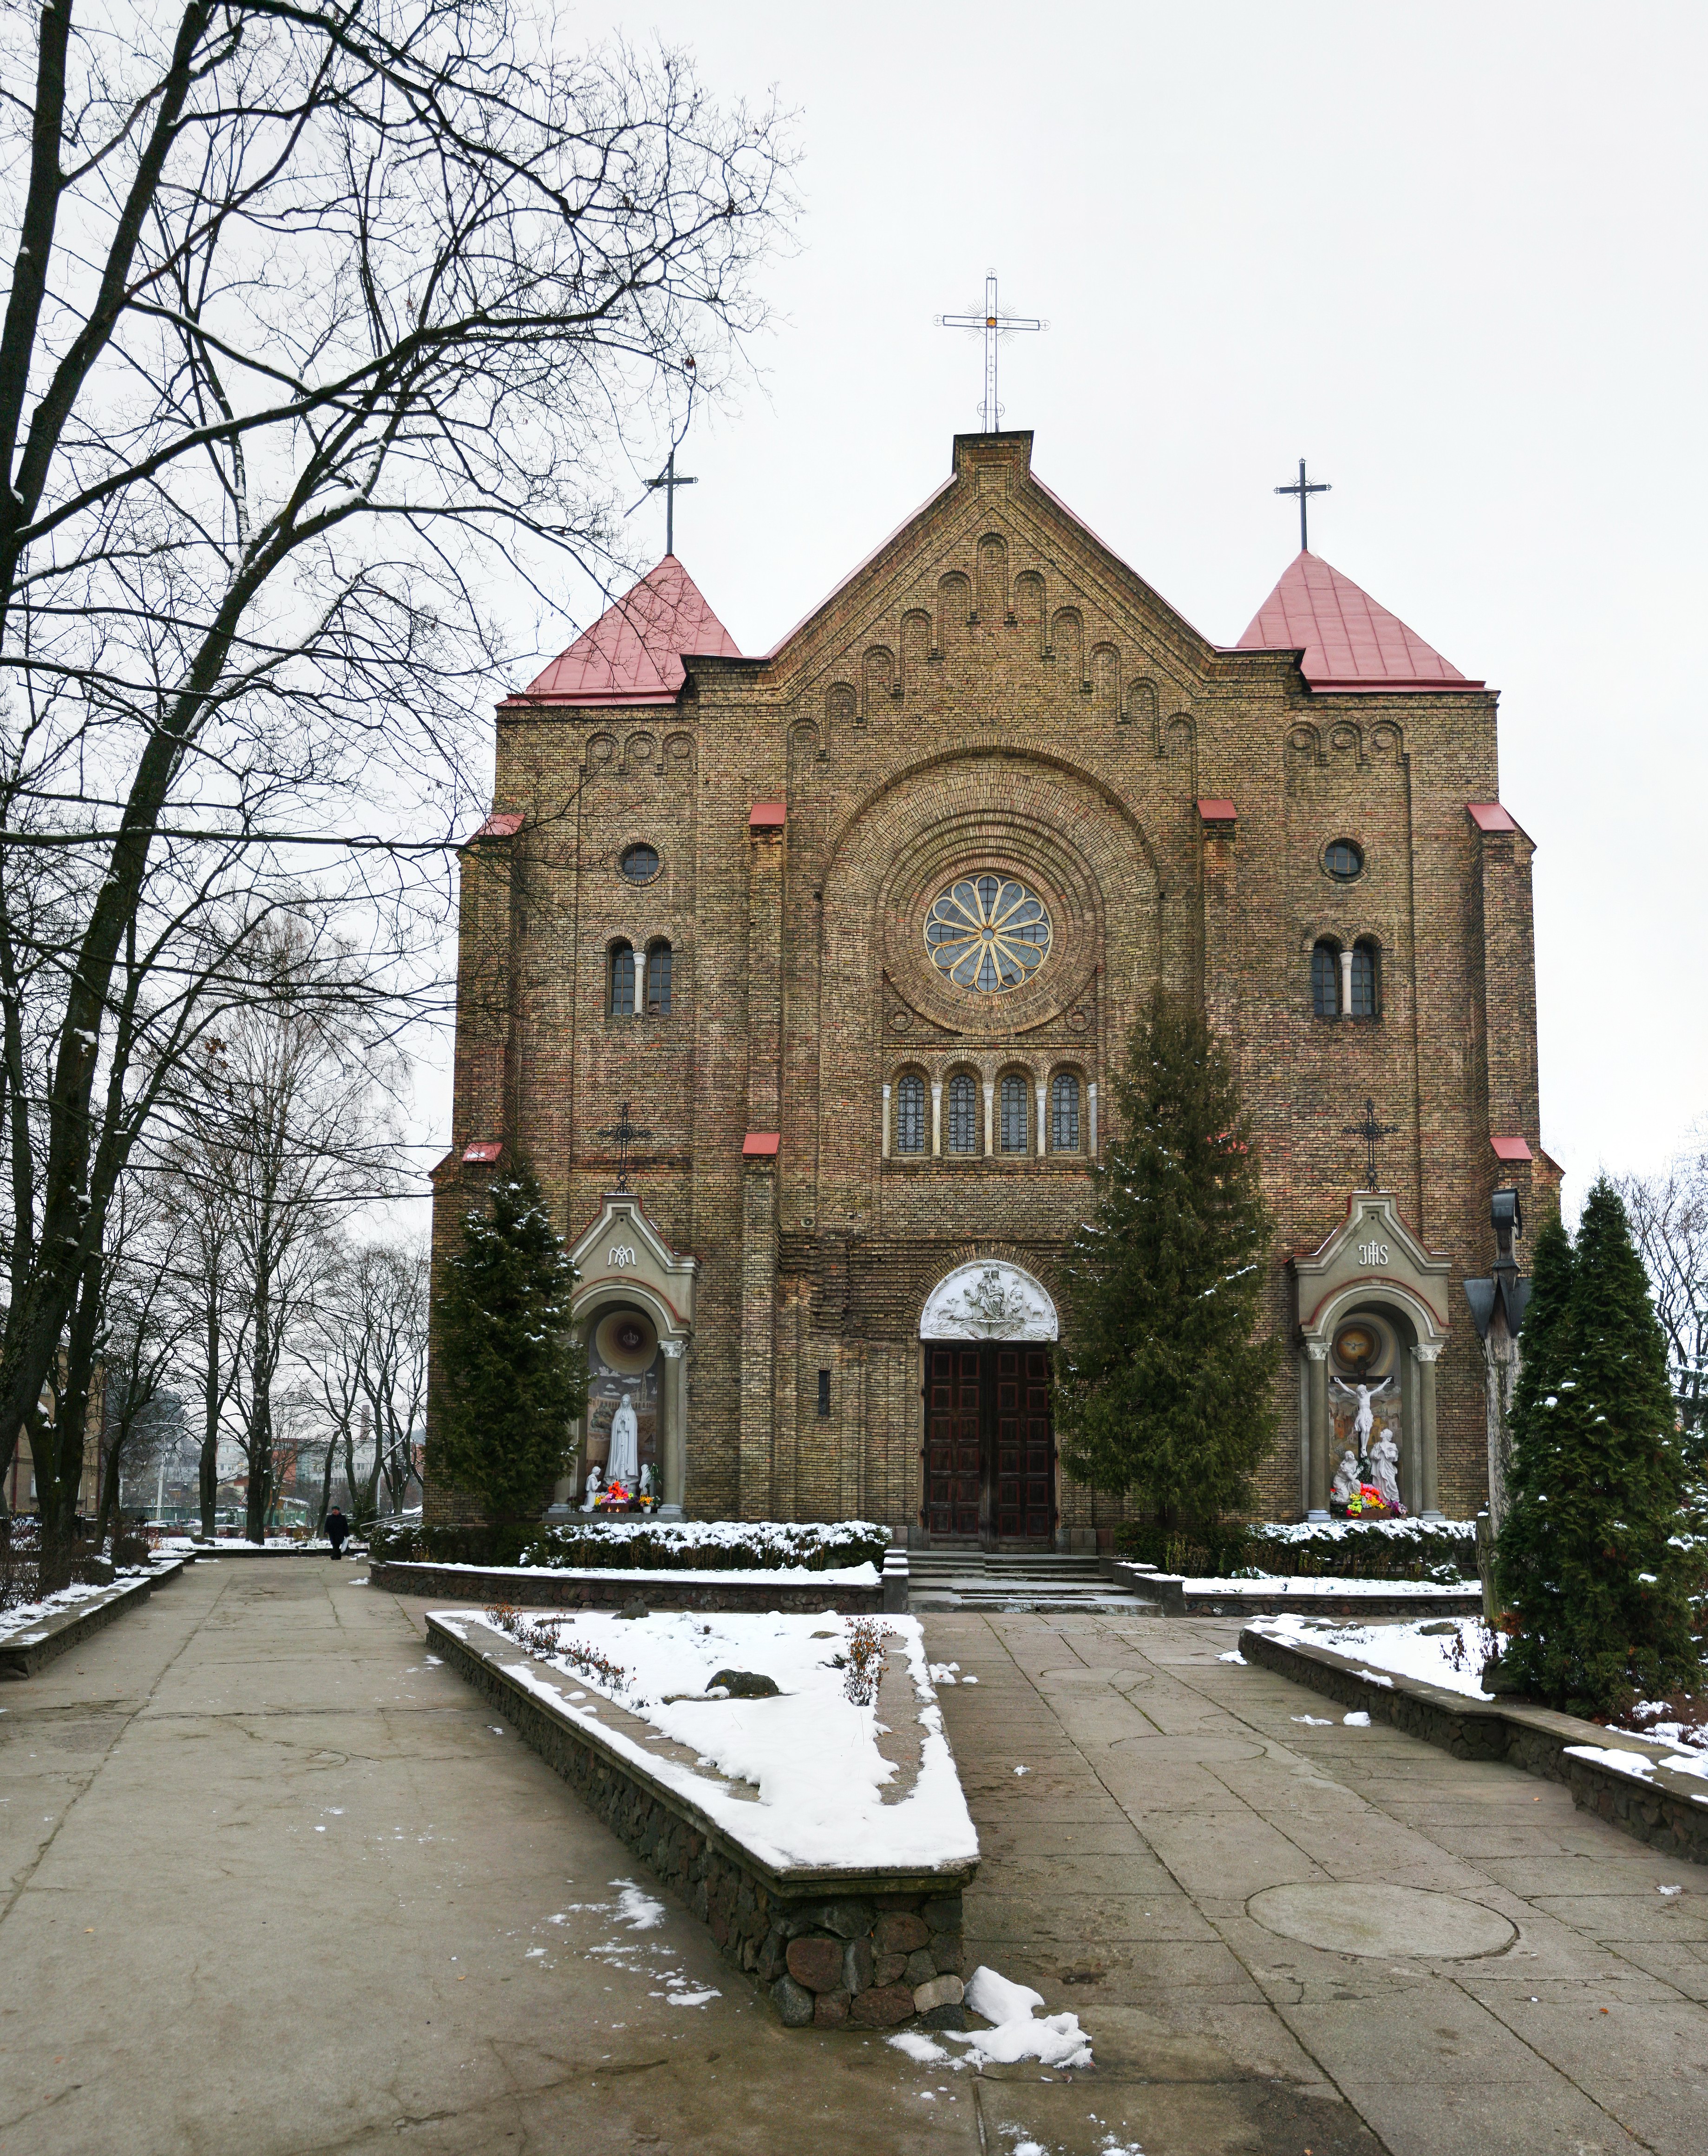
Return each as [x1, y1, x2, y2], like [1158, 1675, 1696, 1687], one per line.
[947, 1071, 978, 1154]
[609, 941, 635, 1018]
[895, 1073, 926, 1155]
[645, 941, 673, 1014]
[1000, 1072, 1029, 1154]
[1311, 940, 1340, 1018]
[1350, 939, 1379, 1018]
[1051, 1072, 1081, 1153]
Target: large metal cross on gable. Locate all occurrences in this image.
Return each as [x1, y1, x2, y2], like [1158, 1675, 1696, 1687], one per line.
[629, 446, 697, 558]
[936, 270, 1047, 432]
[1276, 457, 1331, 552]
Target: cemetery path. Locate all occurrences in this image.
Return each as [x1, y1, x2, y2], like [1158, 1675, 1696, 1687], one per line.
[4, 1567, 1705, 2156]
[933, 1609, 1708, 2156]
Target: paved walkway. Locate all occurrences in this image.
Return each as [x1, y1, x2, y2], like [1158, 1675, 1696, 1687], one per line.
[0, 1563, 1704, 2154]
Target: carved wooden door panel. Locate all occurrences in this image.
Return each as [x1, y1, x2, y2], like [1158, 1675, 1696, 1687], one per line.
[993, 1344, 1055, 1542]
[924, 1346, 983, 1539]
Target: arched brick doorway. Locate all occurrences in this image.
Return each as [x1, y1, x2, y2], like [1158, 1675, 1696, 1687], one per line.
[920, 1263, 1057, 1548]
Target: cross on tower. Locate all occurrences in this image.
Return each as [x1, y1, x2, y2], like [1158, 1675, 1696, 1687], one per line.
[630, 446, 697, 557]
[596, 1100, 654, 1191]
[936, 270, 1046, 432]
[1275, 456, 1331, 552]
[1343, 1097, 1400, 1192]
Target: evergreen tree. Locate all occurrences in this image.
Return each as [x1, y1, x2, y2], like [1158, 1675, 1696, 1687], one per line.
[1056, 993, 1279, 1531]
[1497, 1180, 1698, 1716]
[433, 1162, 587, 1522]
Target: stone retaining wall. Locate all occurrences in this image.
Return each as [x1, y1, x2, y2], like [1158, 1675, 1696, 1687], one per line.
[1117, 1562, 1481, 1619]
[0, 1557, 183, 1679]
[426, 1612, 973, 2029]
[1240, 1625, 1708, 1866]
[380, 1561, 881, 1614]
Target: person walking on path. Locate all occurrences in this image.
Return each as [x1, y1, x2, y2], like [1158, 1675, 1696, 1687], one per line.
[325, 1507, 349, 1560]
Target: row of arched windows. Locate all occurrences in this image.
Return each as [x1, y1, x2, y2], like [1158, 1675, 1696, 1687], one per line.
[889, 1068, 1090, 1158]
[609, 940, 673, 1017]
[1312, 937, 1381, 1019]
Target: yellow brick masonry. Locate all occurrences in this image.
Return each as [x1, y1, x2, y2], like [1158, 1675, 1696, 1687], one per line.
[428, 431, 1552, 1533]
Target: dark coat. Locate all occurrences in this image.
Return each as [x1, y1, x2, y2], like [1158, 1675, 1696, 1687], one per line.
[324, 1510, 349, 1547]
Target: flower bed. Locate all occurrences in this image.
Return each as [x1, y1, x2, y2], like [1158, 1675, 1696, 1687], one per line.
[373, 1516, 890, 1574]
[1115, 1514, 1477, 1583]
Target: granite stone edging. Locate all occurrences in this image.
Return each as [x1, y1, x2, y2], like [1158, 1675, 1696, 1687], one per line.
[0, 1556, 184, 1679]
[1111, 1563, 1481, 1618]
[424, 1609, 974, 2030]
[379, 1560, 881, 1614]
[1240, 1624, 1708, 1865]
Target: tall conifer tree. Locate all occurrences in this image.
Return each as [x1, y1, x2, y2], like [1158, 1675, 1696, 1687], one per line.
[1057, 993, 1279, 1531]
[434, 1162, 587, 1522]
[1497, 1181, 1697, 1715]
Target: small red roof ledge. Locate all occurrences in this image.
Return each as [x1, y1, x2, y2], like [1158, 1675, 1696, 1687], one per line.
[748, 802, 786, 830]
[462, 1140, 503, 1164]
[1467, 803, 1518, 834]
[1197, 798, 1237, 826]
[470, 811, 523, 842]
[1491, 1135, 1533, 1164]
[742, 1132, 781, 1158]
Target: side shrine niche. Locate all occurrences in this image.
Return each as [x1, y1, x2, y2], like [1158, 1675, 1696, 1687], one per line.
[1289, 1194, 1452, 1523]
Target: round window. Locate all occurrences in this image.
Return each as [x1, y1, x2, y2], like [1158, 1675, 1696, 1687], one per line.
[619, 843, 661, 883]
[924, 874, 1052, 992]
[1324, 839, 1364, 881]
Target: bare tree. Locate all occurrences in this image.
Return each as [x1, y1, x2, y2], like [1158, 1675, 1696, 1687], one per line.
[1617, 1144, 1708, 1449]
[0, 0, 792, 1570]
[310, 1235, 429, 1526]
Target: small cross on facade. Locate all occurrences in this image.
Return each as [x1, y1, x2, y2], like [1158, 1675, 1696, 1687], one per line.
[628, 446, 697, 557]
[596, 1100, 654, 1191]
[936, 269, 1046, 432]
[1343, 1097, 1400, 1191]
[1275, 456, 1331, 552]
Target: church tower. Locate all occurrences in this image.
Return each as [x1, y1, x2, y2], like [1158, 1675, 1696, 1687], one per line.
[430, 431, 1551, 1542]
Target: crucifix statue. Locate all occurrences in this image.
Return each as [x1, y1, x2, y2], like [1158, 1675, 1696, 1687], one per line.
[936, 269, 1046, 432]
[596, 1100, 653, 1191]
[1275, 457, 1331, 551]
[1343, 1097, 1400, 1191]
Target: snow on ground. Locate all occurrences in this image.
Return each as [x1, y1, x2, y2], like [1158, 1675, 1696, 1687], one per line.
[1253, 1516, 1476, 1546]
[408, 1559, 878, 1587]
[884, 1966, 1092, 2070]
[1180, 1575, 1476, 1600]
[537, 1518, 884, 1559]
[1250, 1612, 1496, 1697]
[0, 1577, 124, 1643]
[437, 1606, 978, 1873]
[1251, 1614, 1708, 1779]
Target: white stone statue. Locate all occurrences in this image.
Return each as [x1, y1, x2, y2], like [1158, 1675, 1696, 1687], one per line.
[1369, 1427, 1404, 1514]
[580, 1464, 603, 1513]
[1330, 1449, 1362, 1506]
[1332, 1376, 1394, 1452]
[608, 1392, 639, 1485]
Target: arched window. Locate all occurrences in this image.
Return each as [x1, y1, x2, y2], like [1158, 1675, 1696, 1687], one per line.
[1051, 1072, 1081, 1153]
[1000, 1072, 1029, 1154]
[947, 1071, 978, 1154]
[1351, 938, 1380, 1018]
[609, 942, 635, 1018]
[1311, 940, 1340, 1018]
[895, 1074, 926, 1155]
[646, 941, 673, 1014]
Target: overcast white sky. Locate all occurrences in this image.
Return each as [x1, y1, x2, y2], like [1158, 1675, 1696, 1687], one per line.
[436, 1, 1707, 1224]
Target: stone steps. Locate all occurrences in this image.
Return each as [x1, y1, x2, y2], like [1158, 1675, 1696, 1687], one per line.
[905, 1550, 1153, 1615]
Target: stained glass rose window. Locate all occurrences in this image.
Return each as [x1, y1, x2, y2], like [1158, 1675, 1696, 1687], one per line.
[924, 875, 1052, 992]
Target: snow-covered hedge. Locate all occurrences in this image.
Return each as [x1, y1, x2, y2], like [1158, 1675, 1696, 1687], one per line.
[1116, 1515, 1477, 1583]
[373, 1517, 890, 1574]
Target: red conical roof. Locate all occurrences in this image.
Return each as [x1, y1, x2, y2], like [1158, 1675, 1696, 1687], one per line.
[1236, 551, 1481, 691]
[513, 556, 742, 706]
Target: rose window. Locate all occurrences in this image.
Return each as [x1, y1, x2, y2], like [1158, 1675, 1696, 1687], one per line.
[924, 875, 1052, 992]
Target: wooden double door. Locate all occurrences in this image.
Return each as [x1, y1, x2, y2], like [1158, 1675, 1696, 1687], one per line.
[923, 1342, 1055, 1545]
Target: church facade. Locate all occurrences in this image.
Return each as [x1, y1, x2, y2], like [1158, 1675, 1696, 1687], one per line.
[429, 430, 1553, 1543]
